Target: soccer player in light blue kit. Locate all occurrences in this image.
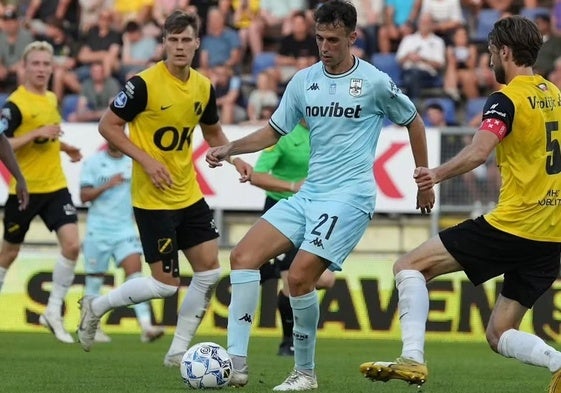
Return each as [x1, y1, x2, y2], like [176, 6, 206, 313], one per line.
[80, 142, 164, 343]
[206, 1, 435, 390]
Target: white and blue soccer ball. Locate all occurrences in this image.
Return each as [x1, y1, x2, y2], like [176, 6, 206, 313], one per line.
[180, 342, 232, 389]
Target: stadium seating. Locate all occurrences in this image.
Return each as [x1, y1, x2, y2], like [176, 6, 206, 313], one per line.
[473, 9, 501, 43]
[0, 93, 8, 107]
[465, 96, 488, 123]
[251, 51, 276, 81]
[61, 94, 80, 121]
[423, 97, 457, 125]
[370, 53, 402, 86]
[520, 7, 550, 21]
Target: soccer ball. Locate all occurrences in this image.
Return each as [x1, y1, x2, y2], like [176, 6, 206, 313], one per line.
[180, 342, 232, 389]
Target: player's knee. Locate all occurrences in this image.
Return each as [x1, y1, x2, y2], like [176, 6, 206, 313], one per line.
[61, 240, 80, 260]
[149, 276, 178, 298]
[230, 246, 252, 269]
[287, 270, 315, 296]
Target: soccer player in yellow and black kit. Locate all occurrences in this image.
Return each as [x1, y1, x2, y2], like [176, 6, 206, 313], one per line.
[0, 41, 82, 344]
[361, 16, 561, 392]
[77, 10, 252, 364]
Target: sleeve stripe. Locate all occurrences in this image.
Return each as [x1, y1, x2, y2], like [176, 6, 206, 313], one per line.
[269, 119, 289, 136]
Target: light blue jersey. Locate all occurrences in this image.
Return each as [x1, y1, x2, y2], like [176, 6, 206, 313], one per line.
[80, 151, 136, 240]
[269, 56, 417, 214]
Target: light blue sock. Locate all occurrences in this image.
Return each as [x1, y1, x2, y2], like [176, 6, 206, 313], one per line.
[227, 269, 260, 357]
[85, 275, 104, 296]
[291, 290, 319, 372]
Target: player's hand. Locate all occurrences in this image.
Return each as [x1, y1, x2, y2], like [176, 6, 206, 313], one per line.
[64, 145, 82, 162]
[142, 156, 173, 190]
[15, 178, 29, 211]
[106, 173, 125, 188]
[206, 144, 232, 168]
[413, 167, 436, 191]
[232, 158, 252, 183]
[416, 188, 435, 214]
[34, 125, 63, 140]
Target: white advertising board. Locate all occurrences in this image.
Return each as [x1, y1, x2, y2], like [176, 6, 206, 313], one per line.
[0, 123, 440, 213]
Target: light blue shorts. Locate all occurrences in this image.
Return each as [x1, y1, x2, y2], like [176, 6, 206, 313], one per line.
[82, 233, 142, 274]
[262, 193, 372, 271]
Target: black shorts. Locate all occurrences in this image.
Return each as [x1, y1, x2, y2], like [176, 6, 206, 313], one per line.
[439, 216, 561, 308]
[3, 188, 77, 244]
[259, 196, 297, 283]
[133, 198, 219, 265]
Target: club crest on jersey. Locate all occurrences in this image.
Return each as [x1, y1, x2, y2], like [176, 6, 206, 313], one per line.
[114, 91, 127, 108]
[349, 78, 363, 97]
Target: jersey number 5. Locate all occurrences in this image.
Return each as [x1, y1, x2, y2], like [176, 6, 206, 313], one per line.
[546, 120, 561, 175]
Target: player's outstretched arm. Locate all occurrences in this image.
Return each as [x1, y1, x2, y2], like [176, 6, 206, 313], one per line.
[406, 114, 435, 213]
[206, 124, 281, 168]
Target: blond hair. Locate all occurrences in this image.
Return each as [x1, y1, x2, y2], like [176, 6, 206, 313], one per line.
[22, 41, 54, 62]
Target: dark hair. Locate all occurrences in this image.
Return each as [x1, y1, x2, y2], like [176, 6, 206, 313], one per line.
[163, 10, 200, 37]
[125, 20, 141, 33]
[488, 16, 542, 67]
[314, 0, 357, 33]
[425, 102, 444, 112]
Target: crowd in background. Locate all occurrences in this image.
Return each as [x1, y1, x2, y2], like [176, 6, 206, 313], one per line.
[0, 0, 559, 213]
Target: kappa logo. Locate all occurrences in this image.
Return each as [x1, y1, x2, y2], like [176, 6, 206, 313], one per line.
[307, 83, 319, 91]
[309, 237, 324, 249]
[238, 313, 252, 323]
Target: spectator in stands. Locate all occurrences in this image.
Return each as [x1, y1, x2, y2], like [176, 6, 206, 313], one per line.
[25, 0, 80, 37]
[396, 13, 445, 101]
[212, 64, 246, 124]
[152, 0, 190, 29]
[268, 11, 318, 89]
[443, 25, 479, 101]
[246, 70, 279, 123]
[78, 0, 113, 33]
[41, 17, 81, 102]
[377, 0, 419, 53]
[199, 7, 242, 77]
[67, 62, 121, 122]
[554, 0, 561, 34]
[120, 20, 160, 82]
[232, 0, 262, 59]
[350, 0, 384, 57]
[534, 13, 561, 79]
[112, 0, 153, 28]
[550, 56, 561, 88]
[0, 9, 33, 93]
[76, 9, 122, 82]
[420, 0, 463, 44]
[258, 0, 307, 38]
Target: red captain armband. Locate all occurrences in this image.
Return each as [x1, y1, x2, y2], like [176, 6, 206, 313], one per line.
[479, 118, 508, 141]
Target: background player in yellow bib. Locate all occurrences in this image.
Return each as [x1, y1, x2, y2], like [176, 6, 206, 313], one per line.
[0, 41, 82, 344]
[77, 11, 252, 366]
[361, 16, 561, 392]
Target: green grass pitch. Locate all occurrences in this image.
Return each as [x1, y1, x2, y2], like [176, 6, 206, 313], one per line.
[0, 332, 554, 392]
